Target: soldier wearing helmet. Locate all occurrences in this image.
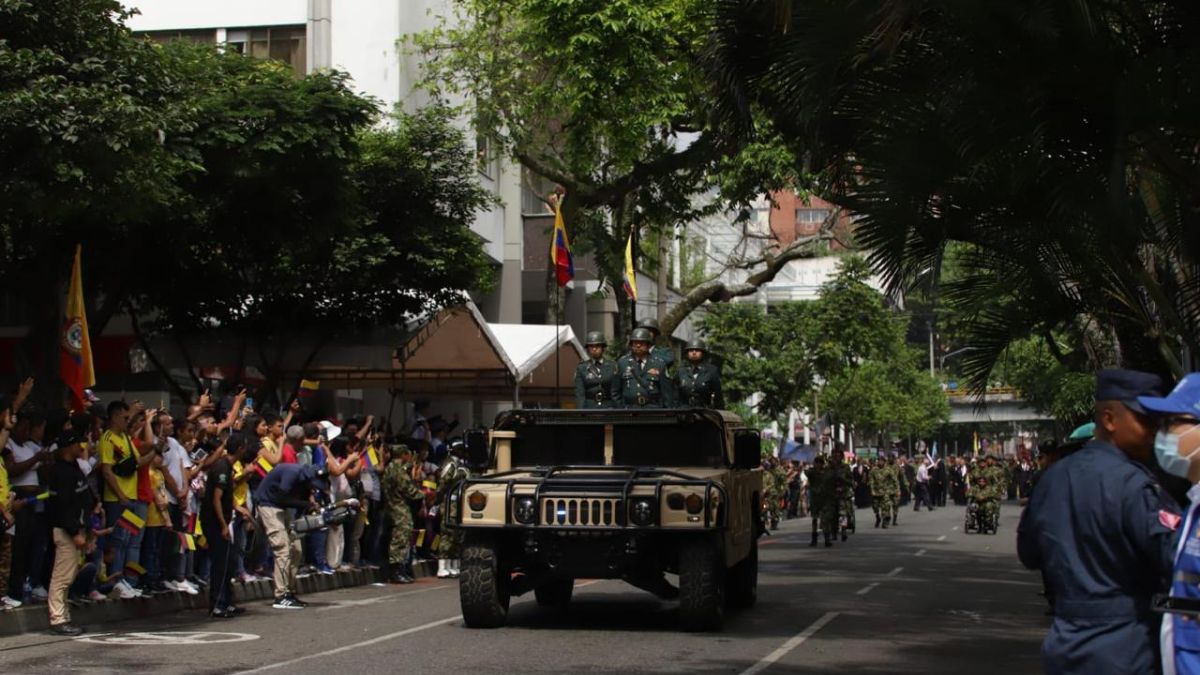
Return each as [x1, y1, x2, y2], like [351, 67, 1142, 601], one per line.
[676, 339, 724, 409]
[612, 327, 676, 408]
[574, 331, 618, 409]
[636, 317, 676, 373]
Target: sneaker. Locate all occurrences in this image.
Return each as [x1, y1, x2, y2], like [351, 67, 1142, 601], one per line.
[30, 586, 49, 602]
[50, 623, 84, 636]
[87, 591, 106, 602]
[178, 580, 200, 595]
[162, 580, 182, 592]
[336, 564, 355, 573]
[227, 605, 247, 615]
[287, 594, 309, 608]
[317, 565, 336, 576]
[272, 596, 304, 610]
[297, 567, 313, 579]
[187, 575, 209, 588]
[0, 595, 22, 609]
[238, 573, 260, 584]
[209, 607, 235, 619]
[110, 582, 139, 600]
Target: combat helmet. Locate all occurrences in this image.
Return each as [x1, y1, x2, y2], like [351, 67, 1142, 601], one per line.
[637, 317, 661, 335]
[629, 327, 654, 343]
[584, 331, 607, 347]
[684, 338, 708, 353]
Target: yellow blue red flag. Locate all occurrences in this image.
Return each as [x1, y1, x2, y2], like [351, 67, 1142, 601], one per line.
[60, 245, 95, 412]
[623, 233, 638, 300]
[550, 204, 574, 287]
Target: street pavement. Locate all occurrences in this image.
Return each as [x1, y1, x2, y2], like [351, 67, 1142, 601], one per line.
[0, 502, 1047, 673]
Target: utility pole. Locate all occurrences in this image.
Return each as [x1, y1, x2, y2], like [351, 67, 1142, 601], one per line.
[927, 319, 935, 378]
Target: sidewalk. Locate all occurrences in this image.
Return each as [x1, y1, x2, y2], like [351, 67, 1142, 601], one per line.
[0, 561, 436, 637]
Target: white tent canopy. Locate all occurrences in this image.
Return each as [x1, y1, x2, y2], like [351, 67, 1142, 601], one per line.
[297, 303, 583, 404]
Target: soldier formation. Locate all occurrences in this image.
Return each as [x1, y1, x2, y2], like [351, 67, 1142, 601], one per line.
[574, 319, 722, 410]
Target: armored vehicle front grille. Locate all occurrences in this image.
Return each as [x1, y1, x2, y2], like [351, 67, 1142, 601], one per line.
[542, 498, 621, 526]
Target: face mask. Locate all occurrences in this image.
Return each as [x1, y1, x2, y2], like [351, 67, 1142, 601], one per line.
[1155, 425, 1200, 479]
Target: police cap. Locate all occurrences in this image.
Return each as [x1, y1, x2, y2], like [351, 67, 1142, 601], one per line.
[637, 318, 661, 334]
[1095, 369, 1165, 415]
[629, 327, 654, 343]
[584, 331, 607, 347]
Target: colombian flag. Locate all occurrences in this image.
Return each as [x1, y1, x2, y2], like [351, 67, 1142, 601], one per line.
[622, 233, 638, 300]
[299, 379, 320, 399]
[549, 204, 574, 287]
[60, 245, 95, 412]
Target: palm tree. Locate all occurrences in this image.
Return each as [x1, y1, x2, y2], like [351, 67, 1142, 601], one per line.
[703, 0, 1200, 392]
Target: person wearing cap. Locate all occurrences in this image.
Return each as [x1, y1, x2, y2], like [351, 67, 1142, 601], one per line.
[613, 327, 676, 408]
[1134, 374, 1200, 675]
[574, 331, 618, 409]
[253, 463, 328, 609]
[1018, 369, 1181, 675]
[200, 434, 247, 618]
[675, 339, 724, 409]
[46, 429, 94, 635]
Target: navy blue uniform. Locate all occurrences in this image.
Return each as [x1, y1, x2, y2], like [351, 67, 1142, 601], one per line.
[1018, 439, 1181, 674]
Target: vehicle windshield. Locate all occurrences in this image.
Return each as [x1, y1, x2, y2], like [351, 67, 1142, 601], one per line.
[612, 423, 725, 468]
[511, 425, 605, 466]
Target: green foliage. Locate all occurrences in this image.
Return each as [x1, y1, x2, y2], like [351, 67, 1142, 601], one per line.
[706, 0, 1200, 386]
[702, 255, 949, 435]
[999, 336, 1094, 426]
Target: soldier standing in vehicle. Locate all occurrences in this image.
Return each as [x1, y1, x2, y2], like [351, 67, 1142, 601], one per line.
[676, 339, 724, 409]
[574, 331, 618, 409]
[613, 327, 675, 407]
[636, 318, 675, 373]
[383, 444, 424, 584]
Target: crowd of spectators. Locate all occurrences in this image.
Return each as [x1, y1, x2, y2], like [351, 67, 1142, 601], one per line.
[0, 381, 461, 635]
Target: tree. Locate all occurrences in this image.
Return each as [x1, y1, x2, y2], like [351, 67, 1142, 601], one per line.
[412, 0, 825, 339]
[998, 336, 1094, 427]
[705, 0, 1200, 391]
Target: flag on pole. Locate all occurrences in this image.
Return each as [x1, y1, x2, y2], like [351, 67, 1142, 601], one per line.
[549, 205, 574, 287]
[116, 508, 145, 536]
[299, 379, 320, 398]
[622, 233, 638, 300]
[60, 245, 95, 412]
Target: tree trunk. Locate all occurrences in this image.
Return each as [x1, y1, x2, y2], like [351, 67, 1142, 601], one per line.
[127, 303, 191, 405]
[657, 225, 669, 323]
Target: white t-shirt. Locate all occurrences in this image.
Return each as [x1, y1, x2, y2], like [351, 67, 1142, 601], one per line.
[4, 439, 43, 487]
[162, 436, 194, 505]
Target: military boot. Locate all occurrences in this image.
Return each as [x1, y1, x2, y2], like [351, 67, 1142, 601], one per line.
[841, 528, 848, 542]
[810, 529, 818, 547]
[823, 532, 833, 547]
[874, 513, 881, 528]
[891, 514, 898, 526]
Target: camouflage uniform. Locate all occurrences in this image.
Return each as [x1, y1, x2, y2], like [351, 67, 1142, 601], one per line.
[868, 461, 897, 527]
[383, 458, 424, 576]
[883, 461, 901, 525]
[761, 463, 783, 527]
[973, 478, 1000, 526]
[832, 461, 855, 538]
[807, 462, 829, 545]
[435, 458, 469, 561]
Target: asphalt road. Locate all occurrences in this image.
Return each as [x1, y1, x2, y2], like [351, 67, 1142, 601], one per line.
[0, 503, 1048, 674]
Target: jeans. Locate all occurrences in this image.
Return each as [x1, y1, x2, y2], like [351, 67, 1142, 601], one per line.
[306, 529, 328, 568]
[141, 526, 164, 587]
[201, 516, 233, 611]
[164, 505, 185, 581]
[9, 496, 50, 596]
[103, 501, 148, 586]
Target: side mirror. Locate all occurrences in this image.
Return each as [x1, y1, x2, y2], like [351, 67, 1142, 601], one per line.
[733, 430, 761, 470]
[465, 428, 491, 470]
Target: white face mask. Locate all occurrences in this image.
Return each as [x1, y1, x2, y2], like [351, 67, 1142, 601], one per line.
[1154, 424, 1200, 479]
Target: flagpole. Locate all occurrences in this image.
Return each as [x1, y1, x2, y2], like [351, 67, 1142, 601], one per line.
[629, 224, 638, 331]
[555, 288, 562, 408]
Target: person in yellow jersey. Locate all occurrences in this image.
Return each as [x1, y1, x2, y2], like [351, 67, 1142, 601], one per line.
[99, 400, 154, 600]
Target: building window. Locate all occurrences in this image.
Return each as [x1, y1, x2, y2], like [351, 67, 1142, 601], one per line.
[521, 166, 558, 215]
[138, 29, 218, 45]
[476, 134, 496, 180]
[796, 208, 832, 224]
[226, 26, 307, 76]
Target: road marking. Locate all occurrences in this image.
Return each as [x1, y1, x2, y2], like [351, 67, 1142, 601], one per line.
[937, 535, 947, 542]
[316, 584, 448, 611]
[951, 526, 959, 531]
[915, 549, 927, 557]
[740, 611, 839, 675]
[234, 616, 462, 674]
[855, 583, 880, 596]
[951, 576, 1041, 587]
[80, 631, 259, 646]
[886, 567, 903, 577]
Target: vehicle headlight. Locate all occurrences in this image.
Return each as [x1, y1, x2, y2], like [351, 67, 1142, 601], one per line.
[685, 493, 704, 514]
[513, 497, 536, 524]
[630, 498, 656, 526]
[467, 490, 488, 512]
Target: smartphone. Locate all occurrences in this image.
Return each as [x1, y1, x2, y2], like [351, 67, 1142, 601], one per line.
[245, 398, 255, 413]
[191, 448, 209, 463]
[1154, 594, 1200, 617]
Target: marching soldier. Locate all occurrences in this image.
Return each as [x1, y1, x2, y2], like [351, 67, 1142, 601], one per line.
[807, 455, 829, 547]
[830, 450, 855, 540]
[636, 318, 675, 373]
[574, 331, 618, 409]
[761, 458, 783, 530]
[383, 444, 424, 584]
[613, 327, 676, 407]
[676, 339, 724, 409]
[884, 456, 901, 526]
[435, 441, 471, 578]
[868, 457, 894, 528]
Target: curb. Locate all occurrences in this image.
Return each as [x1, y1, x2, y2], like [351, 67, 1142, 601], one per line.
[0, 561, 437, 637]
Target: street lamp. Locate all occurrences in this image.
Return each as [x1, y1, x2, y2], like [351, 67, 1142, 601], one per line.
[939, 347, 976, 371]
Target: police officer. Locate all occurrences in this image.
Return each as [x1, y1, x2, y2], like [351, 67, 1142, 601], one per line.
[636, 318, 675, 372]
[1018, 369, 1179, 675]
[676, 339, 724, 408]
[613, 327, 676, 408]
[574, 331, 618, 409]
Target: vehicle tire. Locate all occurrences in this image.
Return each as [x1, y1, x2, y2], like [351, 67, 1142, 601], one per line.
[535, 576, 574, 608]
[726, 532, 758, 609]
[460, 534, 510, 628]
[679, 534, 725, 632]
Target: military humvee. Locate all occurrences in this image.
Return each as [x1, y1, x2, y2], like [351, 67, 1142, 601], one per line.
[454, 408, 762, 631]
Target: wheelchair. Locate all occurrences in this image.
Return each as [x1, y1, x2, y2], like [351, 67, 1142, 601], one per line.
[964, 498, 998, 535]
